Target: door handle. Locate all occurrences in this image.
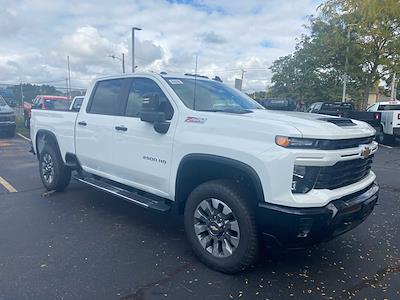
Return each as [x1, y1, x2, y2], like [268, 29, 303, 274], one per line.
[115, 125, 127, 132]
[78, 121, 87, 126]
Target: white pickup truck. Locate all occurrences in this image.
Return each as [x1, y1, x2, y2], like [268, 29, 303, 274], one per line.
[30, 73, 379, 273]
[368, 101, 400, 143]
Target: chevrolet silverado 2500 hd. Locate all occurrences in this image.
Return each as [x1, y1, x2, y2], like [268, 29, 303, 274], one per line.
[30, 73, 379, 273]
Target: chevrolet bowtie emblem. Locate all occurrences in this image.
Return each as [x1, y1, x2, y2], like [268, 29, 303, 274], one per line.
[361, 146, 371, 159]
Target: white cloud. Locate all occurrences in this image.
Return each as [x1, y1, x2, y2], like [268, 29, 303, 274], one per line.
[0, 0, 322, 91]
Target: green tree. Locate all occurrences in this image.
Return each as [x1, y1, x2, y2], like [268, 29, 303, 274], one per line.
[323, 0, 400, 107]
[270, 0, 400, 108]
[11, 84, 61, 105]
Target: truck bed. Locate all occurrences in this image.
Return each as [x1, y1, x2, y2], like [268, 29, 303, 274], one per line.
[342, 111, 381, 129]
[30, 109, 78, 162]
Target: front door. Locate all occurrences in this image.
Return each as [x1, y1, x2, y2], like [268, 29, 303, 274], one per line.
[112, 76, 177, 198]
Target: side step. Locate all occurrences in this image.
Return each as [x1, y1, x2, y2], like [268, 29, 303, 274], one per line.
[73, 175, 171, 213]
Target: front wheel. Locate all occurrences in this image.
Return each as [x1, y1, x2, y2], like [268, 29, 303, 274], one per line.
[184, 179, 259, 273]
[39, 145, 71, 191]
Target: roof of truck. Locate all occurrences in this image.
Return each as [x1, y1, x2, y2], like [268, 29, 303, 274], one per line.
[40, 95, 69, 100]
[94, 72, 213, 82]
[377, 100, 400, 105]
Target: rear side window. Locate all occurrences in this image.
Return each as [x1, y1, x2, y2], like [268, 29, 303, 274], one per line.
[88, 79, 124, 115]
[378, 104, 400, 110]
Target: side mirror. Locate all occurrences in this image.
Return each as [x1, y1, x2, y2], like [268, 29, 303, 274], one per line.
[140, 93, 170, 134]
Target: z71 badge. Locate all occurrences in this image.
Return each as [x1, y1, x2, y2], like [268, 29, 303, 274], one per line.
[185, 116, 207, 124]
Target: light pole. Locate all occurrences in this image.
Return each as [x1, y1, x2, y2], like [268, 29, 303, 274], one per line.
[108, 54, 126, 73]
[342, 24, 357, 102]
[132, 27, 142, 73]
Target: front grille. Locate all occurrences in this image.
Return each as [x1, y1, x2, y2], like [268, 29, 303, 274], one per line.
[317, 136, 375, 150]
[314, 155, 374, 190]
[0, 114, 13, 122]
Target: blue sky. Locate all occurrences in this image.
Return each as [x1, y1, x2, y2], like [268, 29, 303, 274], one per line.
[0, 0, 323, 91]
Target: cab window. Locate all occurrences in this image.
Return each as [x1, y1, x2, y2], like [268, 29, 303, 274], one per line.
[87, 79, 125, 115]
[125, 78, 174, 120]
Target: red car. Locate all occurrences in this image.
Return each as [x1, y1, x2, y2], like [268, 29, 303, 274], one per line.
[24, 95, 71, 128]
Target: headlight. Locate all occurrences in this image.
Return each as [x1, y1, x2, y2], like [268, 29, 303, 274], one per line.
[292, 165, 320, 193]
[276, 136, 319, 149]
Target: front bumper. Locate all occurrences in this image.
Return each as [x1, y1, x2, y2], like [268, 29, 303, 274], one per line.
[0, 122, 16, 132]
[257, 182, 379, 248]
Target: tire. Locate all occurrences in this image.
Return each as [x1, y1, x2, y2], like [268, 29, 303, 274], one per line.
[39, 144, 71, 192]
[24, 117, 30, 129]
[376, 126, 385, 144]
[184, 179, 259, 273]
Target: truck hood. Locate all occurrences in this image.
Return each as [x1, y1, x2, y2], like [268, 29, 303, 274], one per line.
[0, 104, 14, 114]
[247, 109, 375, 139]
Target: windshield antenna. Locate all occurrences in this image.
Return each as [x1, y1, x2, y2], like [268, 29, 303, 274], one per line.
[193, 55, 198, 110]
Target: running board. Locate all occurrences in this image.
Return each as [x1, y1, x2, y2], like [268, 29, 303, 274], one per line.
[73, 175, 171, 213]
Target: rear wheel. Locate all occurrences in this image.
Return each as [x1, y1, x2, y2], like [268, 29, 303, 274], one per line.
[24, 117, 30, 129]
[184, 179, 259, 273]
[39, 145, 71, 191]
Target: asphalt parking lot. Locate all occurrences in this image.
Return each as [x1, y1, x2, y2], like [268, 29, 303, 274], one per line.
[0, 136, 399, 300]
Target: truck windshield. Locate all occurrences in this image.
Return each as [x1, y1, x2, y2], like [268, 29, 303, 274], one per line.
[321, 103, 354, 111]
[166, 77, 264, 112]
[378, 104, 400, 110]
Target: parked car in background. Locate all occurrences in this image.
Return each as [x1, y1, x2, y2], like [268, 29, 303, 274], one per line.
[258, 98, 297, 111]
[0, 95, 16, 137]
[24, 95, 71, 128]
[69, 96, 84, 112]
[308, 102, 381, 133]
[367, 101, 400, 143]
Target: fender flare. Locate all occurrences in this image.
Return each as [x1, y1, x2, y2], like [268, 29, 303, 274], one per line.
[35, 130, 62, 159]
[175, 153, 265, 205]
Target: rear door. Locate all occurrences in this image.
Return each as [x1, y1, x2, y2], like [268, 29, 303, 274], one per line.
[75, 78, 128, 176]
[111, 76, 177, 197]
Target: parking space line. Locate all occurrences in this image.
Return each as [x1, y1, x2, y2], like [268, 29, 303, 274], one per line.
[379, 144, 393, 149]
[0, 177, 17, 193]
[17, 133, 31, 142]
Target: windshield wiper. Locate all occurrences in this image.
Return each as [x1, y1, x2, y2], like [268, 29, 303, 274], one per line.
[198, 108, 253, 114]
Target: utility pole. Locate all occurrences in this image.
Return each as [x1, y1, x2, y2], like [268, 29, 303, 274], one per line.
[65, 78, 68, 97]
[390, 73, 397, 101]
[342, 29, 351, 102]
[122, 53, 125, 74]
[108, 54, 125, 73]
[240, 69, 246, 91]
[131, 27, 142, 72]
[67, 56, 71, 99]
[20, 81, 24, 105]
